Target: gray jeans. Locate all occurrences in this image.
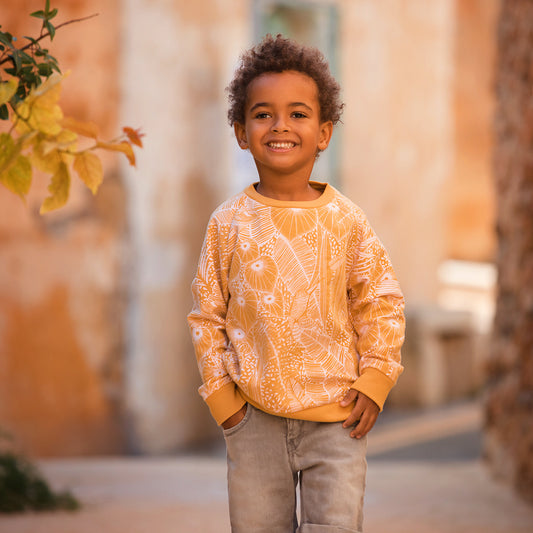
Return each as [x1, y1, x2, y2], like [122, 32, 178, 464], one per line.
[223, 404, 367, 533]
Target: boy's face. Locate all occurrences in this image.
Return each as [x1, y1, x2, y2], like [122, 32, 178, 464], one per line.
[234, 70, 333, 183]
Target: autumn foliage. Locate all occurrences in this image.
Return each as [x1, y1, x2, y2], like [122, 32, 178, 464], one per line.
[0, 2, 143, 214]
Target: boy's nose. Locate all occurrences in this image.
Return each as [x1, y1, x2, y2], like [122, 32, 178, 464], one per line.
[271, 117, 289, 133]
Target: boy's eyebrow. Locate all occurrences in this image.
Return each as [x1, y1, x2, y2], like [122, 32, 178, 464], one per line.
[249, 102, 269, 112]
[248, 102, 314, 113]
[289, 102, 313, 111]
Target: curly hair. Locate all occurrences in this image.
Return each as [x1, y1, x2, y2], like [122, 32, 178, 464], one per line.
[227, 34, 344, 126]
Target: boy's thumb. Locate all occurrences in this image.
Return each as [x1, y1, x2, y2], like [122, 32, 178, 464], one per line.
[340, 388, 358, 406]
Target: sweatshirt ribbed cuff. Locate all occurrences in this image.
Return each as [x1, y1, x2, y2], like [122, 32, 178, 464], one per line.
[350, 367, 396, 411]
[205, 382, 246, 425]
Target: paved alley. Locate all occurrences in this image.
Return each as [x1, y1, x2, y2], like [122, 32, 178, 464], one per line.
[1, 402, 532, 533]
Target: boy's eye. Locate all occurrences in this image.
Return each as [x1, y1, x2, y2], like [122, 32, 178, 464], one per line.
[254, 112, 271, 119]
[291, 112, 307, 119]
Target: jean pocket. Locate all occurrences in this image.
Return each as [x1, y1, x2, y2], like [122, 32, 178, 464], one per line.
[223, 403, 252, 438]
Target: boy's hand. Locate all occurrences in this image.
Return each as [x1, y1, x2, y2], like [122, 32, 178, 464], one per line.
[221, 404, 248, 430]
[340, 390, 379, 439]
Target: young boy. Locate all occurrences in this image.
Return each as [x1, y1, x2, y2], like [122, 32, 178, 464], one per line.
[188, 34, 405, 532]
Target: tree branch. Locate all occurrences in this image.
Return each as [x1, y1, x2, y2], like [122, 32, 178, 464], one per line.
[0, 13, 99, 66]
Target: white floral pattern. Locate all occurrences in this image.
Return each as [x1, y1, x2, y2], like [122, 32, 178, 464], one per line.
[188, 183, 405, 415]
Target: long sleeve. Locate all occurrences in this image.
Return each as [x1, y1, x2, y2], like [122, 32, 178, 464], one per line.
[187, 216, 245, 425]
[189, 184, 404, 424]
[346, 212, 405, 410]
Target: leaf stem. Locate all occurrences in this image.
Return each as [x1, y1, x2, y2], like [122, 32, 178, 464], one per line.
[0, 13, 99, 66]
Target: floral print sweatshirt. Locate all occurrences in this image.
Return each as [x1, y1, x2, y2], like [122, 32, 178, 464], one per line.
[188, 182, 405, 425]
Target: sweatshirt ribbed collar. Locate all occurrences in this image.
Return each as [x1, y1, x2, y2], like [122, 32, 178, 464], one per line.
[244, 181, 334, 208]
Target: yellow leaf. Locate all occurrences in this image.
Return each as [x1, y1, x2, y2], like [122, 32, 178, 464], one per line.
[13, 105, 32, 134]
[41, 129, 78, 156]
[29, 72, 64, 99]
[0, 133, 32, 199]
[30, 145, 63, 174]
[96, 141, 136, 166]
[61, 116, 99, 139]
[17, 130, 39, 150]
[22, 101, 63, 136]
[74, 151, 103, 194]
[16, 74, 64, 136]
[0, 79, 18, 106]
[0, 153, 32, 199]
[40, 161, 70, 214]
[30, 128, 77, 173]
[0, 133, 19, 175]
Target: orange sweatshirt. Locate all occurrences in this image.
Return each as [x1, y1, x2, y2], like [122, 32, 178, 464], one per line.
[188, 182, 405, 426]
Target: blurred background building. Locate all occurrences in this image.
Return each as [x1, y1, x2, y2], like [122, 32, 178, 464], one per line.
[3, 0, 530, 501]
[0, 0, 498, 452]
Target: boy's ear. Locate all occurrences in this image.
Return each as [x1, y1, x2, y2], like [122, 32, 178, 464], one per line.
[234, 122, 248, 150]
[318, 121, 333, 152]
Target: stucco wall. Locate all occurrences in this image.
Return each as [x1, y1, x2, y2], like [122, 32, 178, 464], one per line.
[339, 0, 455, 305]
[0, 0, 126, 455]
[447, 0, 499, 261]
[120, 0, 252, 453]
[1, 0, 499, 456]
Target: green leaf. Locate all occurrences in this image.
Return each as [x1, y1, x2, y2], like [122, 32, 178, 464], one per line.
[37, 63, 53, 76]
[10, 51, 22, 72]
[44, 53, 60, 73]
[45, 21, 56, 40]
[0, 104, 8, 120]
[0, 31, 14, 46]
[30, 10, 46, 20]
[48, 8, 58, 20]
[20, 65, 34, 75]
[23, 36, 39, 45]
[21, 71, 39, 89]
[19, 51, 35, 65]
[14, 85, 28, 103]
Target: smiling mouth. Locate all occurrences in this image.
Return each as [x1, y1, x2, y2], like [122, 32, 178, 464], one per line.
[267, 141, 296, 150]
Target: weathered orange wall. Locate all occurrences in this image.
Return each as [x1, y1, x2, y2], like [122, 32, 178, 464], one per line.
[0, 0, 126, 456]
[447, 0, 499, 261]
[0, 0, 500, 457]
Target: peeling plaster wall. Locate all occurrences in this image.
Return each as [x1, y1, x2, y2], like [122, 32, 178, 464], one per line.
[120, 0, 251, 453]
[448, 0, 499, 262]
[0, 0, 126, 456]
[1, 0, 500, 456]
[339, 0, 455, 305]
